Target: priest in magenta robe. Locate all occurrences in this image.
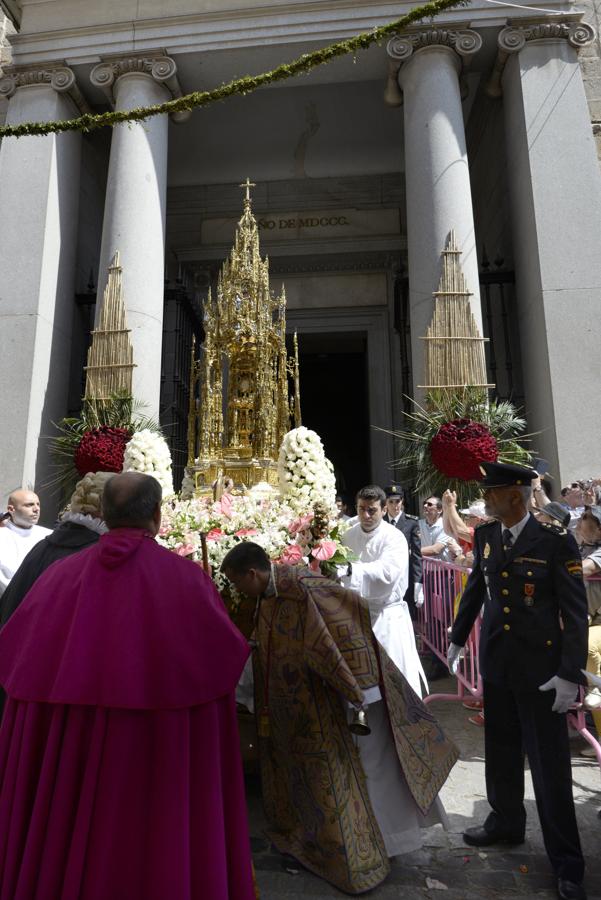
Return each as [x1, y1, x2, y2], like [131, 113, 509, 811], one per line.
[0, 472, 255, 900]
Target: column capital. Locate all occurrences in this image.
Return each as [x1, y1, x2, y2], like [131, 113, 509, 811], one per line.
[0, 63, 90, 114]
[497, 14, 595, 54]
[487, 14, 595, 97]
[90, 52, 190, 123]
[385, 26, 482, 106]
[387, 26, 483, 65]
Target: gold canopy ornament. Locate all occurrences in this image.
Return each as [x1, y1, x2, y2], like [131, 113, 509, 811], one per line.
[187, 180, 301, 492]
[419, 230, 493, 392]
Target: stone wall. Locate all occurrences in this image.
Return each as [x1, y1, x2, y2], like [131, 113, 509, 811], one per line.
[0, 13, 12, 127]
[580, 0, 601, 159]
[0, 13, 12, 71]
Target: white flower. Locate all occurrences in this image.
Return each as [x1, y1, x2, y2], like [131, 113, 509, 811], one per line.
[277, 427, 336, 511]
[122, 429, 174, 496]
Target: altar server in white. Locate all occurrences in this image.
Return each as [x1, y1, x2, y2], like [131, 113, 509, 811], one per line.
[0, 490, 51, 596]
[341, 483, 427, 697]
[340, 484, 443, 857]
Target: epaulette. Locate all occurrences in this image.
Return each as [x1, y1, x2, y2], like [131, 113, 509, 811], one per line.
[406, 513, 418, 520]
[539, 520, 567, 536]
[474, 520, 493, 530]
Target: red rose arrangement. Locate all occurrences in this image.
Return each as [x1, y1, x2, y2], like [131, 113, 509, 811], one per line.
[74, 426, 131, 476]
[430, 418, 498, 481]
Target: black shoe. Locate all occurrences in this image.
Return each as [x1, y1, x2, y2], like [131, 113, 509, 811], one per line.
[557, 878, 587, 900]
[463, 825, 525, 847]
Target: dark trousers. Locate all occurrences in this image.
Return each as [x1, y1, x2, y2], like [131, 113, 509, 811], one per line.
[482, 679, 584, 883]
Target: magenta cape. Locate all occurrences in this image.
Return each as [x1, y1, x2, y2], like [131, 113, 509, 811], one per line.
[0, 529, 255, 900]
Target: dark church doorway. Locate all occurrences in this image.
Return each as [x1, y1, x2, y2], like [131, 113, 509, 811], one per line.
[292, 332, 370, 508]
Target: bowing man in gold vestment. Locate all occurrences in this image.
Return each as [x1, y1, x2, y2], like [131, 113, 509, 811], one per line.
[222, 542, 458, 895]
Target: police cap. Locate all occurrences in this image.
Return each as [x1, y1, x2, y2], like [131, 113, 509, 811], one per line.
[478, 461, 538, 488]
[384, 484, 405, 499]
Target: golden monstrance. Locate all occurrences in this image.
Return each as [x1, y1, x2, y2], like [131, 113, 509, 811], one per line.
[186, 180, 301, 493]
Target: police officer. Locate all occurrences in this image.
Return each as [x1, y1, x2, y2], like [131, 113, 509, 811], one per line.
[447, 462, 588, 900]
[383, 484, 422, 617]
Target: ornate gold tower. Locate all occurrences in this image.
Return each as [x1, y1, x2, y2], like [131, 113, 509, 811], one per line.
[187, 180, 301, 491]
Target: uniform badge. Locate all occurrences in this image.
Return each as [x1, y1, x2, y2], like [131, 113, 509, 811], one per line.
[483, 543, 491, 559]
[565, 560, 583, 578]
[524, 583, 535, 607]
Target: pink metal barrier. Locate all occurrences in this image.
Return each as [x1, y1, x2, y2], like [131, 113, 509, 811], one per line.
[417, 559, 601, 772]
[417, 558, 481, 706]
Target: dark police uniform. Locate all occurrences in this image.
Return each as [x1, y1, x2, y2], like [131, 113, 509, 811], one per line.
[451, 466, 588, 886]
[384, 485, 422, 618]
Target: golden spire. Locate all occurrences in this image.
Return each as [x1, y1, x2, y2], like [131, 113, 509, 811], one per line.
[188, 180, 301, 492]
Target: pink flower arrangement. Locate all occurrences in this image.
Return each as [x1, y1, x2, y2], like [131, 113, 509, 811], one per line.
[206, 528, 225, 542]
[289, 514, 313, 536]
[215, 493, 233, 519]
[235, 528, 259, 537]
[279, 543, 304, 565]
[175, 543, 196, 557]
[310, 540, 338, 562]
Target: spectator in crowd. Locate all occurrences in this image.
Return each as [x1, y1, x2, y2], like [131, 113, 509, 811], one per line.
[419, 496, 461, 562]
[560, 482, 593, 534]
[448, 462, 588, 900]
[534, 502, 571, 529]
[0, 473, 255, 899]
[383, 483, 423, 618]
[335, 493, 352, 521]
[0, 489, 51, 597]
[576, 506, 601, 755]
[442, 491, 489, 562]
[0, 473, 112, 627]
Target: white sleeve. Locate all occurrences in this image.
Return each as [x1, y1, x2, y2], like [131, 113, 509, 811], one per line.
[347, 530, 408, 610]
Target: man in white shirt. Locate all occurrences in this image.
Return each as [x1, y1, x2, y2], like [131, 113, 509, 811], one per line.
[419, 496, 461, 561]
[0, 490, 51, 597]
[342, 484, 426, 696]
[341, 485, 445, 858]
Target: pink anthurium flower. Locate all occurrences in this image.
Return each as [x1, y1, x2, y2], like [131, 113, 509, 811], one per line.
[311, 540, 338, 561]
[280, 543, 304, 565]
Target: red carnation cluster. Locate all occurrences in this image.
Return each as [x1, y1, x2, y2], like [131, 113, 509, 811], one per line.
[74, 426, 131, 476]
[430, 418, 498, 481]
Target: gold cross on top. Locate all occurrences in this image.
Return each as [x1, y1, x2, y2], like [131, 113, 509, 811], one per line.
[239, 177, 256, 202]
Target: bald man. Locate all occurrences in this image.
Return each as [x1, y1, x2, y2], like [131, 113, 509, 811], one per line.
[0, 490, 51, 597]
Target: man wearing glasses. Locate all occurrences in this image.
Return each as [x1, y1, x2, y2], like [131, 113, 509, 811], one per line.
[419, 496, 460, 561]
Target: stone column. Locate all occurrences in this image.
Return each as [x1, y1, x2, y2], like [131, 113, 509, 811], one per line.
[495, 16, 600, 482]
[91, 55, 187, 419]
[0, 66, 86, 509]
[387, 28, 483, 392]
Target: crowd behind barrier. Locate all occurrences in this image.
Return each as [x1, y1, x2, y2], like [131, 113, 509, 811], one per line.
[417, 558, 601, 770]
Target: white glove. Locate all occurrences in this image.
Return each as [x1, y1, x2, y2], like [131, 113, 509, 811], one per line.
[414, 583, 424, 608]
[336, 564, 350, 582]
[538, 675, 579, 713]
[582, 669, 601, 690]
[447, 642, 463, 675]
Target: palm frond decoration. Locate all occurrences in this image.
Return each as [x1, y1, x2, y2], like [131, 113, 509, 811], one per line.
[387, 387, 535, 507]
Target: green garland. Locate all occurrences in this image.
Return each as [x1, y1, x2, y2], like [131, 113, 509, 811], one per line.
[0, 0, 467, 139]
